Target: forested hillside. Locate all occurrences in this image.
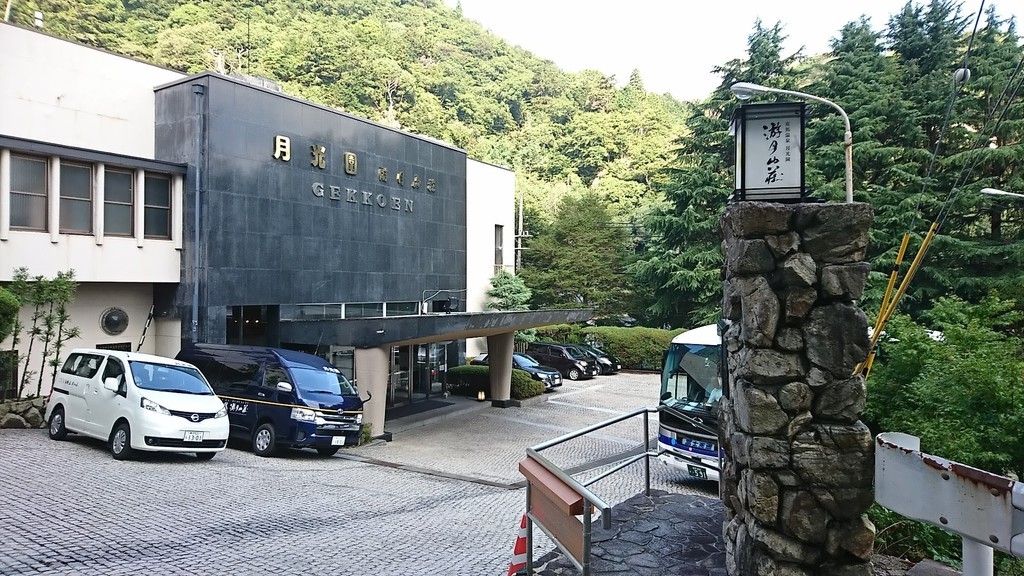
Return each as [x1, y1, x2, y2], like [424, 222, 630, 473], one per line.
[7, 0, 1024, 332]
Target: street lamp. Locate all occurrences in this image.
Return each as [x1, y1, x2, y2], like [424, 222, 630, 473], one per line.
[731, 82, 854, 204]
[980, 187, 1024, 199]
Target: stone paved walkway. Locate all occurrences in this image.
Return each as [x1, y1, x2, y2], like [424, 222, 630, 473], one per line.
[529, 490, 727, 575]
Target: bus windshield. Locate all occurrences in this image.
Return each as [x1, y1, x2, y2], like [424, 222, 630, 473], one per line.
[660, 341, 721, 411]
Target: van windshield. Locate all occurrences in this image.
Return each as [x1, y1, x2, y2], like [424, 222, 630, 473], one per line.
[130, 361, 214, 395]
[290, 367, 356, 396]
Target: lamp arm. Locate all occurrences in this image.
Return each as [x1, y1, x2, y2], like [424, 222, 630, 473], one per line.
[761, 87, 853, 203]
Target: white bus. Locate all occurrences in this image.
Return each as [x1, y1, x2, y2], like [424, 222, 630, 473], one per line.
[657, 324, 723, 481]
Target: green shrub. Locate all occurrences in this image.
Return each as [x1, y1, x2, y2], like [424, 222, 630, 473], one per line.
[448, 365, 542, 400]
[581, 326, 679, 371]
[867, 294, 1024, 572]
[534, 323, 585, 343]
[869, 504, 959, 566]
[448, 365, 489, 396]
[536, 324, 680, 370]
[510, 369, 543, 399]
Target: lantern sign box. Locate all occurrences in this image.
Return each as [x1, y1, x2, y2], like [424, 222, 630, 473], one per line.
[731, 102, 806, 202]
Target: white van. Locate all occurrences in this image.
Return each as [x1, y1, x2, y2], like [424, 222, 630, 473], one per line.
[44, 349, 230, 460]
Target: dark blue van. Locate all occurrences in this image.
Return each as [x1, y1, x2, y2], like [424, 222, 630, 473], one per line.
[175, 344, 366, 457]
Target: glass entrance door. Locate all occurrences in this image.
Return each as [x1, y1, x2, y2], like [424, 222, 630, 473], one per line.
[388, 343, 448, 408]
[388, 345, 412, 408]
[413, 343, 448, 400]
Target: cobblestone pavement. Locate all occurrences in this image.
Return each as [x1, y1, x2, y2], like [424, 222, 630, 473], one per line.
[0, 372, 716, 575]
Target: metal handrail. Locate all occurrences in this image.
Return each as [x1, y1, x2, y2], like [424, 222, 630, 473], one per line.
[522, 405, 664, 576]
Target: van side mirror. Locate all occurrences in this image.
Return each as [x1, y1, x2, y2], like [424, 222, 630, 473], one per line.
[276, 382, 293, 392]
[103, 378, 120, 392]
[660, 391, 672, 402]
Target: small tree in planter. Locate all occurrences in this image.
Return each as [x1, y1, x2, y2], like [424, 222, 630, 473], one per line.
[13, 269, 45, 397]
[47, 271, 81, 391]
[5, 268, 80, 398]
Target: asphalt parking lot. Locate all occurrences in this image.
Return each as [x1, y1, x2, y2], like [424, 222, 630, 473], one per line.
[0, 372, 716, 576]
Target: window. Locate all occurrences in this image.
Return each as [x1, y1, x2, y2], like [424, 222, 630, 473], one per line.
[494, 224, 504, 268]
[60, 353, 104, 379]
[104, 169, 133, 236]
[264, 365, 289, 389]
[59, 163, 92, 233]
[10, 155, 47, 230]
[345, 303, 384, 319]
[385, 302, 419, 317]
[144, 173, 171, 238]
[102, 358, 127, 395]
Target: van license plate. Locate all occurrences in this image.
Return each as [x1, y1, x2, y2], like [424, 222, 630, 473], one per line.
[183, 431, 204, 443]
[687, 465, 707, 480]
[331, 436, 346, 446]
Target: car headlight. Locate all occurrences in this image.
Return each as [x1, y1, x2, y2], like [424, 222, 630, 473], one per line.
[140, 397, 171, 415]
[575, 362, 587, 369]
[290, 407, 316, 422]
[355, 413, 363, 424]
[214, 407, 228, 418]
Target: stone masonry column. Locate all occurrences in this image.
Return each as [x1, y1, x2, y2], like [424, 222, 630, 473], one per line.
[719, 202, 876, 576]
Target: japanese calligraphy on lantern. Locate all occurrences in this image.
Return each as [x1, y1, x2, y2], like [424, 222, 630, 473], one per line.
[750, 118, 799, 189]
[737, 103, 803, 197]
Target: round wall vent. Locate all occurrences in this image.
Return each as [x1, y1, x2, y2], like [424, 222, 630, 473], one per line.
[100, 307, 129, 336]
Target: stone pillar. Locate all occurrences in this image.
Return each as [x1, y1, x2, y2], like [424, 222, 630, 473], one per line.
[486, 331, 515, 404]
[719, 202, 876, 576]
[355, 346, 389, 438]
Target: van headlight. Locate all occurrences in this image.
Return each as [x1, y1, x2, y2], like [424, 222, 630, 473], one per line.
[140, 397, 171, 415]
[290, 407, 316, 422]
[214, 407, 228, 418]
[355, 413, 363, 424]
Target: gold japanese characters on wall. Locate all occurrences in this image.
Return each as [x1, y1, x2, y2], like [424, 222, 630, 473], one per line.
[272, 135, 438, 214]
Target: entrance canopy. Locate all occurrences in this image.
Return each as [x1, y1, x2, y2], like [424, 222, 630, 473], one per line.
[278, 309, 593, 348]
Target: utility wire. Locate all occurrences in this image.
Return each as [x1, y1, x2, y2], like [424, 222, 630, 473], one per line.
[936, 52, 1024, 230]
[908, 0, 986, 232]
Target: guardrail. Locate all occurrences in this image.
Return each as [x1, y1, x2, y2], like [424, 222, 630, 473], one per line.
[876, 432, 1024, 576]
[518, 405, 666, 576]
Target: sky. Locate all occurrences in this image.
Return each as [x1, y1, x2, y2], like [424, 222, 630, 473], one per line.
[444, 0, 1024, 102]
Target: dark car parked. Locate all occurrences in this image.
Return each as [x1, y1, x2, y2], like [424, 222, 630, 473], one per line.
[572, 344, 623, 375]
[525, 342, 600, 381]
[471, 352, 563, 390]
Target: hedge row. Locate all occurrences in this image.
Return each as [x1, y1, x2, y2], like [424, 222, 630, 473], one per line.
[533, 324, 688, 371]
[447, 365, 543, 400]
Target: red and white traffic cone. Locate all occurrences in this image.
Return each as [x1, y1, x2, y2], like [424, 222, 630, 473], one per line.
[507, 512, 528, 576]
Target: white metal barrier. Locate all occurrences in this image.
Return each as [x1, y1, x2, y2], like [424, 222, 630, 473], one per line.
[875, 432, 1024, 576]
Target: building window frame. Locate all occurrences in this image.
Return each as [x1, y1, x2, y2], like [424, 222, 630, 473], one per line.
[144, 172, 171, 239]
[10, 154, 48, 231]
[104, 167, 134, 237]
[59, 162, 93, 234]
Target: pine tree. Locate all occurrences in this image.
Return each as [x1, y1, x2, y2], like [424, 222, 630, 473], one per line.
[519, 192, 633, 319]
[631, 21, 804, 328]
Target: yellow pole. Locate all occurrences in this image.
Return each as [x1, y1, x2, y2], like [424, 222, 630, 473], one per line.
[854, 233, 912, 376]
[879, 222, 938, 328]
